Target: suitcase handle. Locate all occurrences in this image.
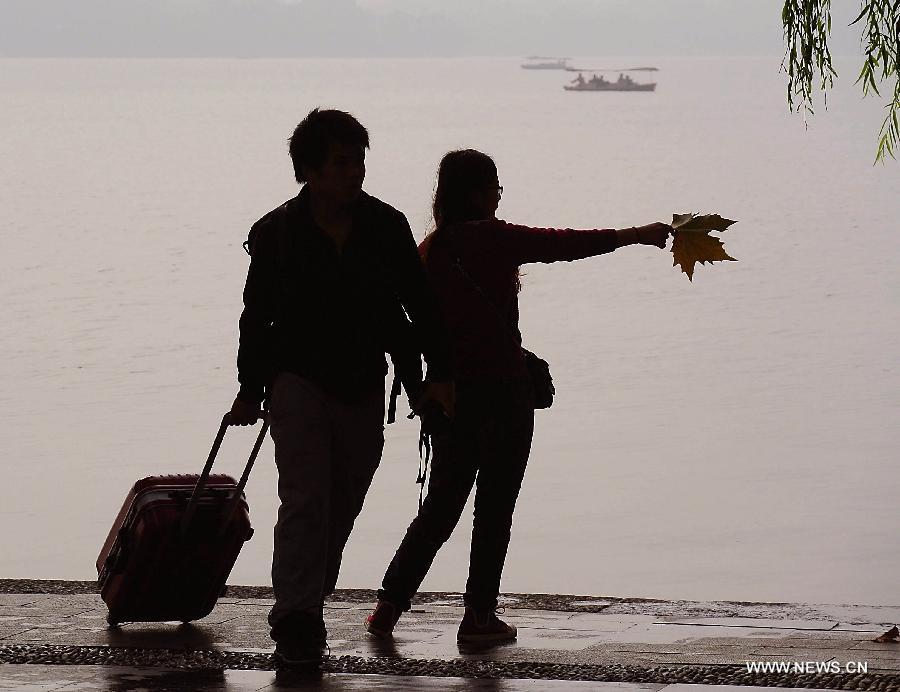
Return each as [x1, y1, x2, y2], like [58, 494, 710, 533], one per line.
[179, 411, 269, 538]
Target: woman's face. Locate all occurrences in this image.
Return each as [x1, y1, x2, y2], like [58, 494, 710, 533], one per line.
[471, 179, 501, 220]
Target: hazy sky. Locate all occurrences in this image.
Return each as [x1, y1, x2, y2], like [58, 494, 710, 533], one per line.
[1, 0, 863, 58]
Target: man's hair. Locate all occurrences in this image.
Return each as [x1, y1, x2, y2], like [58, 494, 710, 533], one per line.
[288, 108, 370, 184]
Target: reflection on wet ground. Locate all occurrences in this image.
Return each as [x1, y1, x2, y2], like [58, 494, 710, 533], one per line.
[2, 664, 859, 691]
[0, 664, 663, 690]
[104, 623, 217, 651]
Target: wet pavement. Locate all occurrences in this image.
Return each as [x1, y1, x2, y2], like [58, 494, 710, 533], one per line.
[0, 665, 868, 691]
[1, 581, 899, 690]
[7, 665, 865, 691]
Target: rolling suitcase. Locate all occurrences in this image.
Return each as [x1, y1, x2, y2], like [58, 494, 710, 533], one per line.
[97, 411, 268, 626]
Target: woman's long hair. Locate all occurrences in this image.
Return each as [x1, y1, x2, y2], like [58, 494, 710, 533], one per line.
[429, 148, 522, 292]
[432, 149, 498, 230]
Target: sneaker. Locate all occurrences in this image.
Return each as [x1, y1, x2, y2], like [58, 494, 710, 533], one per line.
[457, 606, 517, 642]
[365, 600, 402, 638]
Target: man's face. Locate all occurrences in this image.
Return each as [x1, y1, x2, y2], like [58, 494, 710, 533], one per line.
[304, 141, 366, 206]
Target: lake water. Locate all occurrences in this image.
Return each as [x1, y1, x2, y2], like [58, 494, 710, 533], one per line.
[1, 57, 897, 606]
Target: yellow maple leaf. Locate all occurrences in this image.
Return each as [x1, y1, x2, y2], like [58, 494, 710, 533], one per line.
[672, 212, 737, 233]
[671, 231, 736, 281]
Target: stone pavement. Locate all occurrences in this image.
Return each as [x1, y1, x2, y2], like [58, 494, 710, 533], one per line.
[1, 581, 899, 690]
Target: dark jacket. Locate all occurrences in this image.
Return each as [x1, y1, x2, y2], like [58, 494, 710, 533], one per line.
[237, 188, 452, 404]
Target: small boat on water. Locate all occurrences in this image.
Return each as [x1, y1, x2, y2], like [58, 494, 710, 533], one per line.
[521, 56, 569, 70]
[564, 72, 656, 92]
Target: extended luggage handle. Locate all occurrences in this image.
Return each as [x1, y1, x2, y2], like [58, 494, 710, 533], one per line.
[179, 411, 269, 538]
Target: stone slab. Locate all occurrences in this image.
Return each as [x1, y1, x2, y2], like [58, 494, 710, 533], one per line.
[657, 617, 840, 631]
[0, 663, 102, 691]
[660, 686, 836, 692]
[818, 605, 900, 627]
[579, 623, 804, 645]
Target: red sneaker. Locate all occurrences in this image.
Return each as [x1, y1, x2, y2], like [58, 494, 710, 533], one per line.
[457, 607, 517, 642]
[365, 600, 401, 638]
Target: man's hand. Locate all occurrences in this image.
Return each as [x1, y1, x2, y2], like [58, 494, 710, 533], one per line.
[229, 396, 262, 426]
[636, 222, 672, 249]
[414, 380, 456, 418]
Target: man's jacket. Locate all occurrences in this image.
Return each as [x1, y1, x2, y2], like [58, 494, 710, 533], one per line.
[237, 188, 452, 404]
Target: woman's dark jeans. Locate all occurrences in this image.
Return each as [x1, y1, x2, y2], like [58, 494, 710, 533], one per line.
[379, 379, 535, 613]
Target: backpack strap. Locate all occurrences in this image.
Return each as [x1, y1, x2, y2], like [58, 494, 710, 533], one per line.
[387, 372, 403, 424]
[243, 200, 294, 257]
[416, 426, 432, 511]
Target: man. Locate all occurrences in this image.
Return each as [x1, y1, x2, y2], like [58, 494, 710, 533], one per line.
[230, 108, 453, 665]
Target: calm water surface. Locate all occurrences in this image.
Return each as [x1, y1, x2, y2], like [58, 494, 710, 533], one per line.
[1, 57, 897, 605]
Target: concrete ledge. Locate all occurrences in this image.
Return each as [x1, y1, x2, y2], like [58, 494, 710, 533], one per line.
[3, 580, 898, 620]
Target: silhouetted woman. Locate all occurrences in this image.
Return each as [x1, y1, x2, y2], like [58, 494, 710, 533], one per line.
[366, 149, 670, 642]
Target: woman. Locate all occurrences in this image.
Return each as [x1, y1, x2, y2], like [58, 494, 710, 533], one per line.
[366, 149, 670, 642]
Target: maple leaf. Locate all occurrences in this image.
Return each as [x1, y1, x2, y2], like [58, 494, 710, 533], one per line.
[671, 230, 736, 281]
[874, 626, 899, 643]
[672, 212, 737, 233]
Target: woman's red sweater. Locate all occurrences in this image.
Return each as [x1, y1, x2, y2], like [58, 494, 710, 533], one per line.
[419, 219, 622, 382]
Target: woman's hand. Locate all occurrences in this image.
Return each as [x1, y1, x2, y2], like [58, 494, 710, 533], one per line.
[415, 380, 456, 418]
[636, 222, 672, 248]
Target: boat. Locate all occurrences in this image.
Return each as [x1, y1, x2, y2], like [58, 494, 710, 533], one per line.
[521, 56, 569, 70]
[564, 72, 656, 92]
[564, 65, 660, 73]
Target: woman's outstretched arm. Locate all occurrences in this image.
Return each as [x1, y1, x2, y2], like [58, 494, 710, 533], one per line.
[489, 219, 670, 265]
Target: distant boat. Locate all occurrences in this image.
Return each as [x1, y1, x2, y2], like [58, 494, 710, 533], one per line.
[521, 56, 569, 70]
[565, 66, 660, 72]
[564, 72, 656, 92]
[566, 67, 659, 72]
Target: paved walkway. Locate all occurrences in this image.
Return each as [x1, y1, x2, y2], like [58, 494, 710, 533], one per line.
[1, 581, 899, 690]
[4, 665, 874, 691]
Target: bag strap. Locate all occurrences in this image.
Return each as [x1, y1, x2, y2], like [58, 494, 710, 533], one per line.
[387, 373, 403, 424]
[444, 230, 524, 353]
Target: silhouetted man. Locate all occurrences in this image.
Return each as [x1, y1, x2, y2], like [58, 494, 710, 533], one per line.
[230, 108, 453, 665]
